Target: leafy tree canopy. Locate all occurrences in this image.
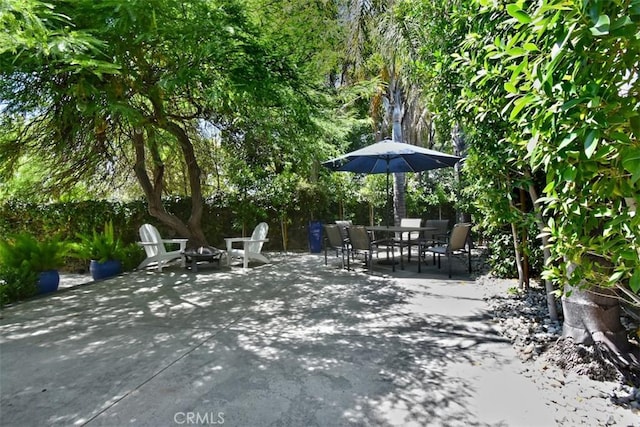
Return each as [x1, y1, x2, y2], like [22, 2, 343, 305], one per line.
[0, 0, 351, 243]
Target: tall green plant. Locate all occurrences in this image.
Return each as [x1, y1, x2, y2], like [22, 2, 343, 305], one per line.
[74, 221, 125, 263]
[0, 232, 67, 305]
[0, 264, 38, 306]
[396, 0, 540, 290]
[0, 233, 69, 272]
[415, 0, 640, 366]
[477, 0, 640, 304]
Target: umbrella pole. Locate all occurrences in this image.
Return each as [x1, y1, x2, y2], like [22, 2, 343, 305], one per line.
[386, 164, 391, 227]
[379, 163, 399, 266]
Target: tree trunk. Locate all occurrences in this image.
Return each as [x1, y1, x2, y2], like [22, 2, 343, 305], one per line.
[561, 283, 628, 349]
[452, 124, 470, 223]
[519, 188, 530, 289]
[506, 187, 531, 290]
[510, 220, 526, 290]
[526, 176, 559, 321]
[132, 126, 208, 248]
[369, 204, 374, 226]
[562, 265, 640, 384]
[280, 215, 288, 253]
[163, 121, 207, 244]
[391, 76, 406, 225]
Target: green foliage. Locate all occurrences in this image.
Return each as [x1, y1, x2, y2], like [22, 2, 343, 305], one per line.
[0, 232, 67, 304]
[487, 232, 520, 279]
[473, 0, 640, 299]
[394, 1, 471, 141]
[397, 0, 540, 283]
[0, 199, 145, 244]
[507, 286, 521, 296]
[0, 264, 38, 307]
[359, 175, 387, 211]
[485, 224, 543, 280]
[118, 242, 146, 273]
[73, 221, 125, 263]
[0, 233, 69, 272]
[1, 0, 340, 245]
[405, 171, 458, 220]
[398, 0, 639, 305]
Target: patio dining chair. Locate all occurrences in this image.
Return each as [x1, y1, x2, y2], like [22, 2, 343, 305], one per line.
[396, 217, 422, 262]
[347, 225, 391, 273]
[323, 224, 348, 268]
[423, 219, 450, 246]
[418, 222, 472, 278]
[335, 220, 352, 245]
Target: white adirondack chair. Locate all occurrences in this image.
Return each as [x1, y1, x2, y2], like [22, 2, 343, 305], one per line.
[137, 224, 188, 272]
[224, 222, 270, 269]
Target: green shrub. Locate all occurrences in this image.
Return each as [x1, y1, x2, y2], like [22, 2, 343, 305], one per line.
[71, 220, 142, 271]
[0, 196, 362, 261]
[119, 242, 146, 272]
[0, 233, 69, 272]
[0, 233, 70, 305]
[487, 232, 518, 278]
[0, 264, 38, 306]
[73, 221, 126, 263]
[486, 223, 544, 279]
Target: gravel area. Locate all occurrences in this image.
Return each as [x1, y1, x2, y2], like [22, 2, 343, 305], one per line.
[478, 275, 640, 426]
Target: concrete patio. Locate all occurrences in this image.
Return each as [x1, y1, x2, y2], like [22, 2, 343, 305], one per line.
[0, 253, 555, 426]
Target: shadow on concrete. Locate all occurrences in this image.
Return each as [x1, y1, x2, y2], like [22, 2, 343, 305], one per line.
[0, 253, 543, 426]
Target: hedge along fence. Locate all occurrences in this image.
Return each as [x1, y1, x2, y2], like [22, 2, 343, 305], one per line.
[0, 196, 349, 257]
[0, 199, 150, 245]
[0, 199, 241, 247]
[0, 195, 459, 270]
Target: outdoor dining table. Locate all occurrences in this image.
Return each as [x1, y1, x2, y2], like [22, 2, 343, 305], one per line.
[365, 225, 437, 271]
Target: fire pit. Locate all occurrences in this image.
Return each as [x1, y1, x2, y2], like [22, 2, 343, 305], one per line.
[182, 246, 224, 272]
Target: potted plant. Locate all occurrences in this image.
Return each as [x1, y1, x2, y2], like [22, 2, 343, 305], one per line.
[74, 221, 125, 280]
[0, 233, 69, 295]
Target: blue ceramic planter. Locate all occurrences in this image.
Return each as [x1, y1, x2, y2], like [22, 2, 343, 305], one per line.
[90, 260, 122, 280]
[38, 270, 60, 294]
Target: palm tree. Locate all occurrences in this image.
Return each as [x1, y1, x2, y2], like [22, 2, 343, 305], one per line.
[339, 0, 438, 224]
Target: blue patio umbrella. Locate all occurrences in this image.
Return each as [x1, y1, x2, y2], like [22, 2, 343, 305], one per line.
[322, 139, 461, 225]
